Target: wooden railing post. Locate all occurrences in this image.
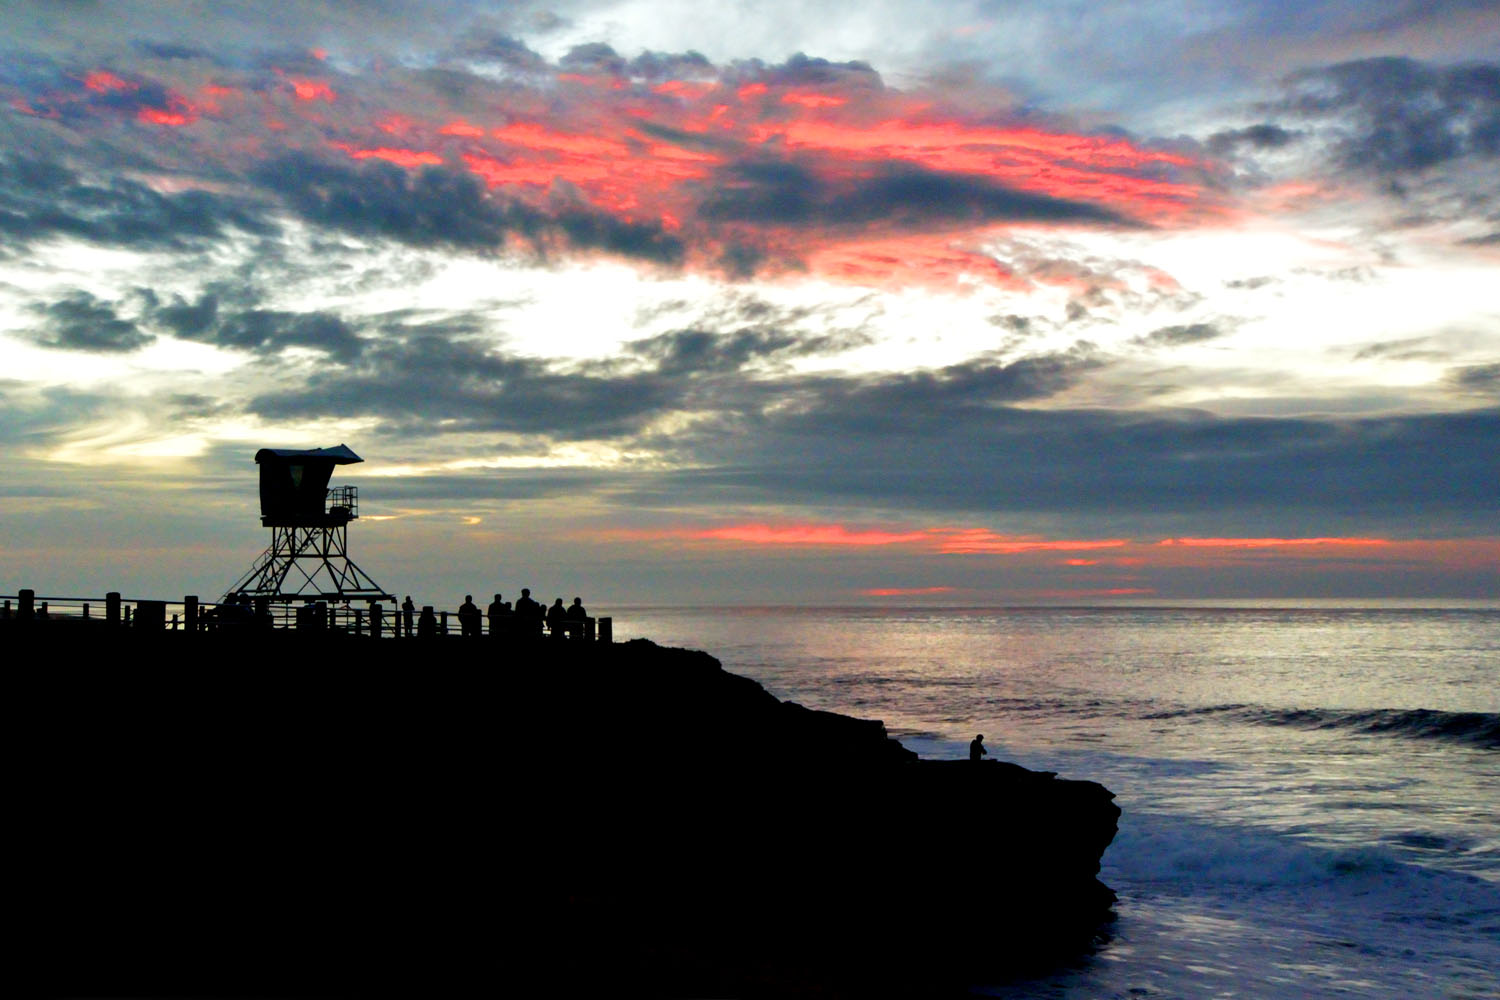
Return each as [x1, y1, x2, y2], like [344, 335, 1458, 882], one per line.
[135, 600, 166, 631]
[598, 616, 612, 643]
[370, 601, 383, 639]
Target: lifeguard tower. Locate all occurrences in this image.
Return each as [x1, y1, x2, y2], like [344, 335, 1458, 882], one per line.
[221, 444, 393, 605]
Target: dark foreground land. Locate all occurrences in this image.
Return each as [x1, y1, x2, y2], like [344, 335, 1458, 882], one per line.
[11, 624, 1119, 997]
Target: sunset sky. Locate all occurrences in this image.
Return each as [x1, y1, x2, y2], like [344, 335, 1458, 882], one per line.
[2, 1, 1497, 604]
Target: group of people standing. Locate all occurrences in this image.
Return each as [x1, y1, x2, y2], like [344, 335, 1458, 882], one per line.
[398, 589, 589, 639]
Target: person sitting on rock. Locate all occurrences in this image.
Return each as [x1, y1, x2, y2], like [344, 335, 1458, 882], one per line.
[970, 734, 988, 762]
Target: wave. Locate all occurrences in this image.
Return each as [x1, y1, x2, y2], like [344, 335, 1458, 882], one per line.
[1144, 704, 1499, 750]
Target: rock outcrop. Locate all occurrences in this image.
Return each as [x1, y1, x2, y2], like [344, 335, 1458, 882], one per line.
[11, 628, 1119, 997]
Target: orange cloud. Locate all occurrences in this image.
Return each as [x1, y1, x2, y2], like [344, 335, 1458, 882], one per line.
[860, 586, 956, 596]
[333, 143, 443, 167]
[614, 521, 1131, 554]
[935, 530, 1129, 554]
[83, 70, 133, 93]
[688, 523, 931, 546]
[40, 55, 1234, 284]
[1158, 537, 1390, 548]
[440, 120, 486, 138]
[289, 78, 336, 102]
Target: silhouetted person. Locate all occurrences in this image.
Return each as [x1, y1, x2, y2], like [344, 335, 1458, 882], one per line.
[402, 595, 415, 637]
[458, 594, 481, 637]
[514, 588, 542, 636]
[970, 734, 987, 762]
[546, 598, 566, 638]
[487, 593, 510, 638]
[566, 597, 588, 638]
[418, 605, 437, 639]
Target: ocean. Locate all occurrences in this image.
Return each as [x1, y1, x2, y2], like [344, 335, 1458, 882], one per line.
[609, 602, 1500, 1000]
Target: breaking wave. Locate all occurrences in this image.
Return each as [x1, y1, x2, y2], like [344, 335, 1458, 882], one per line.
[1144, 705, 1499, 750]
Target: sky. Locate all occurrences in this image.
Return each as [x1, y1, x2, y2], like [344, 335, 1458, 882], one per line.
[1, 0, 1497, 605]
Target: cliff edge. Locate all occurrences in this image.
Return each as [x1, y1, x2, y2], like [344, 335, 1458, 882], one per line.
[11, 628, 1119, 997]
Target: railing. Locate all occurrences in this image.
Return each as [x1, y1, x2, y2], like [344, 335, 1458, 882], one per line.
[326, 484, 358, 520]
[0, 588, 612, 643]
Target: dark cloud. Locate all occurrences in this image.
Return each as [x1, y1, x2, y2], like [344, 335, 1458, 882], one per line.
[627, 325, 869, 376]
[0, 154, 276, 250]
[1207, 123, 1300, 156]
[1133, 323, 1225, 348]
[763, 351, 1101, 438]
[1280, 57, 1500, 174]
[736, 52, 884, 92]
[560, 43, 628, 77]
[26, 291, 154, 352]
[362, 469, 619, 502]
[699, 161, 1128, 229]
[247, 333, 682, 440]
[659, 399, 1500, 533]
[253, 154, 684, 263]
[210, 309, 366, 361]
[1351, 336, 1449, 362]
[1447, 362, 1500, 397]
[628, 50, 713, 81]
[132, 41, 210, 62]
[448, 32, 548, 72]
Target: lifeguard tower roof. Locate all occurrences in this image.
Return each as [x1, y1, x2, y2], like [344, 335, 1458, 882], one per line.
[254, 444, 362, 465]
[255, 443, 364, 526]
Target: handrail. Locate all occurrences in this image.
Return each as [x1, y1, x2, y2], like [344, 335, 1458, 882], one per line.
[0, 589, 611, 642]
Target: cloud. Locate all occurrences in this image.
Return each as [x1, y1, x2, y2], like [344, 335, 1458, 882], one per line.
[1207, 123, 1300, 156]
[1350, 336, 1451, 362]
[1131, 322, 1226, 348]
[1447, 362, 1500, 398]
[247, 331, 683, 440]
[24, 291, 154, 352]
[0, 154, 275, 251]
[253, 153, 684, 263]
[1279, 57, 1500, 175]
[2, 36, 1221, 285]
[626, 325, 869, 375]
[656, 398, 1500, 534]
[698, 160, 1131, 229]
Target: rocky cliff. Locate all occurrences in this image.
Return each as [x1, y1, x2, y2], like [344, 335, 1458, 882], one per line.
[11, 627, 1118, 996]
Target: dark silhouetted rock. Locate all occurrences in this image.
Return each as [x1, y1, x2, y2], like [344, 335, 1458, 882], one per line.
[9, 627, 1118, 997]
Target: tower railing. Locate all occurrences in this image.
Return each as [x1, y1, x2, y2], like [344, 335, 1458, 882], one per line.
[326, 485, 358, 520]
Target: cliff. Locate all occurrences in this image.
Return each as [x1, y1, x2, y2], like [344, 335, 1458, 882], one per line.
[11, 627, 1118, 997]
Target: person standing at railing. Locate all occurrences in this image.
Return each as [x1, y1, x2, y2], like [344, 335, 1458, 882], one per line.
[546, 598, 566, 638]
[514, 589, 542, 637]
[402, 596, 415, 638]
[566, 597, 587, 638]
[418, 605, 437, 639]
[487, 593, 510, 639]
[458, 595, 481, 637]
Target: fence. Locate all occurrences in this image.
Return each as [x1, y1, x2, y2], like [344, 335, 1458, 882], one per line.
[0, 588, 612, 643]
